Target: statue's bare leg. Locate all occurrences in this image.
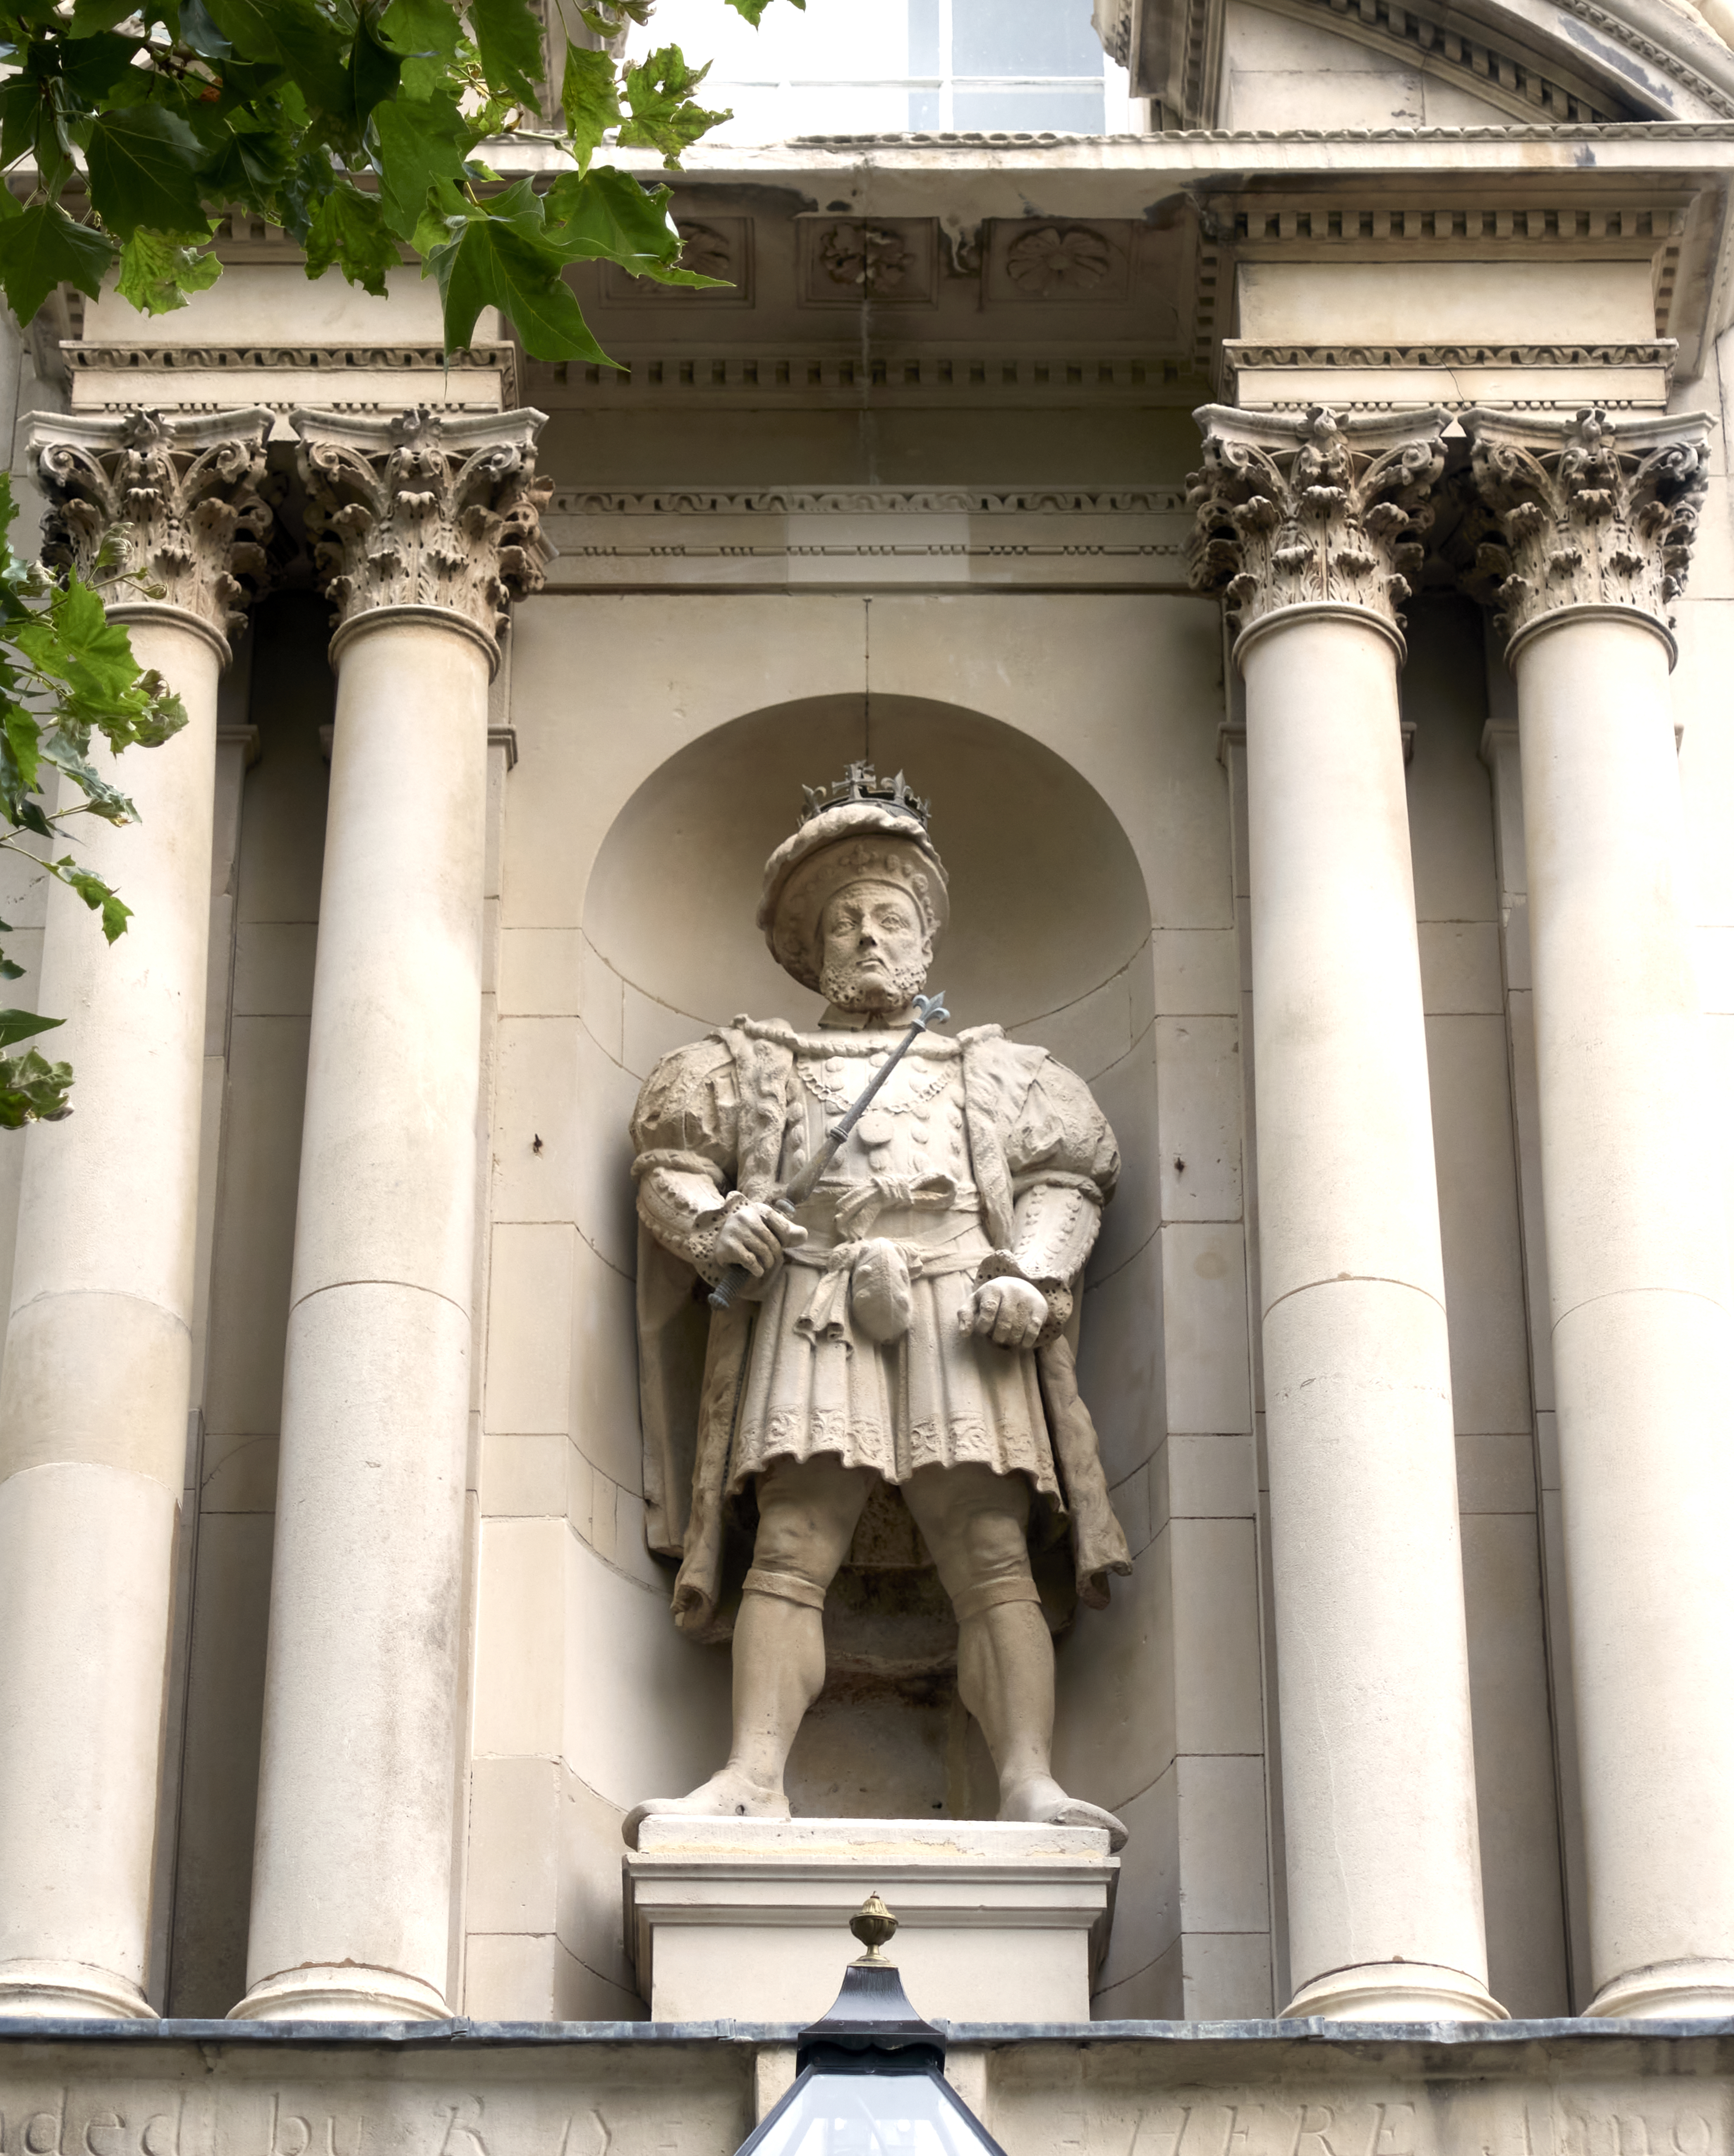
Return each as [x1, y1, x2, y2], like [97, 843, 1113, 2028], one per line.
[624, 1455, 872, 1846]
[904, 1463, 1128, 1852]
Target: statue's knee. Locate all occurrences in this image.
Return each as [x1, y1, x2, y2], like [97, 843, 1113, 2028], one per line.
[750, 1459, 866, 1589]
[958, 1507, 1033, 1584]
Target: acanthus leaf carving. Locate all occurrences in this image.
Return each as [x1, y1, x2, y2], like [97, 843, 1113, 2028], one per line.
[1460, 405, 1711, 651]
[290, 404, 554, 655]
[26, 405, 276, 649]
[1186, 402, 1451, 644]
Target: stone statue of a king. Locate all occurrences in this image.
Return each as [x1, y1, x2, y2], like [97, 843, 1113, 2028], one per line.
[625, 766, 1132, 1846]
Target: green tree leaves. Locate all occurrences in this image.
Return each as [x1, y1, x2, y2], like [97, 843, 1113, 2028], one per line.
[0, 475, 186, 1124]
[618, 46, 728, 162]
[0, 0, 800, 356]
[0, 202, 112, 322]
[0, 0, 801, 1122]
[86, 107, 208, 237]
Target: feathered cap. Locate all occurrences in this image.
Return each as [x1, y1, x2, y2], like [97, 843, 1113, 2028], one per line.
[757, 763, 949, 991]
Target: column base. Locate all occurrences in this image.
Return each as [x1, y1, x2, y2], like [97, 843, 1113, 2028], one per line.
[0, 1957, 156, 2020]
[227, 1964, 451, 2023]
[1586, 1958, 1734, 2018]
[1285, 1961, 1509, 2022]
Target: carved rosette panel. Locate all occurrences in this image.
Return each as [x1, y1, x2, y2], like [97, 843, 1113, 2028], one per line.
[290, 405, 554, 654]
[1461, 406, 1709, 652]
[1187, 403, 1452, 646]
[27, 405, 275, 647]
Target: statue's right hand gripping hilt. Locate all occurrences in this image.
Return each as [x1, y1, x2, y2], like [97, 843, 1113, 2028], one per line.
[707, 1195, 797, 1312]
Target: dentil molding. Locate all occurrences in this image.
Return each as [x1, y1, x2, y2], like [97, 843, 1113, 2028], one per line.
[291, 405, 555, 660]
[27, 406, 275, 655]
[1188, 402, 1451, 646]
[1461, 405, 1711, 654]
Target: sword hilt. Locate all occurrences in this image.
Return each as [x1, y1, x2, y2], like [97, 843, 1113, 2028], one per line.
[708, 1196, 797, 1311]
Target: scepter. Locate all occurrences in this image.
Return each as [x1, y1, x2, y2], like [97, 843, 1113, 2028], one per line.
[708, 991, 951, 1311]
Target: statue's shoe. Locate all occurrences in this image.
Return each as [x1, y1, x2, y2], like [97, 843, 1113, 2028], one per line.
[622, 1779, 792, 1850]
[999, 1777, 1129, 1853]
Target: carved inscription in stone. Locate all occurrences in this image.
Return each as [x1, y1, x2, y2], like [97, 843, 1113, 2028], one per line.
[0, 2053, 748, 2156]
[0, 2045, 1731, 2156]
[991, 2068, 1734, 2156]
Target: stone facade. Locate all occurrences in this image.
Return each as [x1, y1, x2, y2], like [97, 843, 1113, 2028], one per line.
[0, 0, 1733, 2139]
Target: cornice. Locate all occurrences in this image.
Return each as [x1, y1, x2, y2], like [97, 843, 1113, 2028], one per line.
[539, 483, 1195, 592]
[546, 486, 1189, 514]
[783, 122, 1734, 140]
[1226, 341, 1675, 367]
[539, 352, 1202, 406]
[1221, 339, 1677, 404]
[64, 341, 520, 409]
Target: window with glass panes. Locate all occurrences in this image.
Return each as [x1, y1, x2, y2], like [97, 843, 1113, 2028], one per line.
[624, 0, 1134, 140]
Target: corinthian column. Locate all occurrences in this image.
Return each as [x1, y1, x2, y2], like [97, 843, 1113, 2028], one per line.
[232, 407, 549, 2023]
[1191, 406, 1503, 2022]
[0, 409, 272, 2017]
[1463, 406, 1734, 2018]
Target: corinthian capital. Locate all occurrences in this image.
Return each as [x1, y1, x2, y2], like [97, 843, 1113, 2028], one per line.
[291, 405, 554, 666]
[1188, 403, 1451, 654]
[1461, 406, 1710, 658]
[27, 406, 275, 659]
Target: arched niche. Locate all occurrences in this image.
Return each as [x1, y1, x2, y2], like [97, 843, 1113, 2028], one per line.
[586, 693, 1151, 1061]
[578, 692, 1159, 1821]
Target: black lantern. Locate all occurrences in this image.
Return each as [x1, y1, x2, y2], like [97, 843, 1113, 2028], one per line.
[733, 1896, 1010, 2156]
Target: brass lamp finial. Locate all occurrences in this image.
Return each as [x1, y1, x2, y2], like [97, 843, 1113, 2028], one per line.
[850, 1892, 899, 1964]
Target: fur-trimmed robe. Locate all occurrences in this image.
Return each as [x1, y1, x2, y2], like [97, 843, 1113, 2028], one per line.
[632, 1018, 1132, 1639]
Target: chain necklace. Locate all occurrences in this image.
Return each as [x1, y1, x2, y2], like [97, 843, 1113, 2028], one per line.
[798, 1049, 955, 1116]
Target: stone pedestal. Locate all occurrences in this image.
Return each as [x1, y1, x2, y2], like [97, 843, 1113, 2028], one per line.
[624, 1819, 1116, 2023]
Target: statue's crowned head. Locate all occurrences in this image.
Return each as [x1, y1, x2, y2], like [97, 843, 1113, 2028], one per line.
[757, 762, 949, 1006]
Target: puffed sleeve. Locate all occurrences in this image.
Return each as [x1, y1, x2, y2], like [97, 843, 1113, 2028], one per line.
[630, 1036, 741, 1277]
[1002, 1055, 1119, 1292]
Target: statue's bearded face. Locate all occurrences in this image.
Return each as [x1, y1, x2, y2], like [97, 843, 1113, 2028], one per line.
[818, 881, 931, 1012]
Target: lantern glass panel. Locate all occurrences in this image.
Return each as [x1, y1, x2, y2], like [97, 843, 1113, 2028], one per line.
[742, 2069, 1004, 2156]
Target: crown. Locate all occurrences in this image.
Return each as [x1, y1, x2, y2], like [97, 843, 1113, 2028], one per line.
[799, 760, 931, 830]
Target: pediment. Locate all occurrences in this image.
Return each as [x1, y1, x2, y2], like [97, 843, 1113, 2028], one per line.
[1096, 0, 1734, 123]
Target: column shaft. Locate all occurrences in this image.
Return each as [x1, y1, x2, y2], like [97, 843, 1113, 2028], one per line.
[1192, 404, 1503, 2022]
[234, 405, 550, 2023]
[0, 411, 269, 2019]
[239, 620, 488, 2021]
[1464, 405, 1734, 2017]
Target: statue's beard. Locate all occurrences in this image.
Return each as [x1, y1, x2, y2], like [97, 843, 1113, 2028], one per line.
[820, 952, 927, 1011]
